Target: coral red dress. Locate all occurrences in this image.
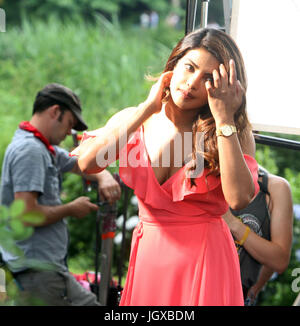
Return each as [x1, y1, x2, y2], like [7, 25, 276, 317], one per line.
[118, 126, 259, 306]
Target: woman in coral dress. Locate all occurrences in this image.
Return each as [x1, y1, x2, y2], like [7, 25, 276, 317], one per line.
[73, 28, 259, 305]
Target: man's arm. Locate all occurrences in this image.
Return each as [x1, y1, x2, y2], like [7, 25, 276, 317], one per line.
[15, 191, 98, 227]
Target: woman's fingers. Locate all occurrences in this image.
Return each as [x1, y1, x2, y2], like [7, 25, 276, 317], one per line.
[229, 59, 237, 86]
[152, 71, 173, 95]
[213, 69, 221, 89]
[161, 71, 173, 88]
[205, 79, 214, 96]
[100, 187, 121, 205]
[219, 64, 228, 86]
[212, 64, 229, 90]
[208, 60, 238, 94]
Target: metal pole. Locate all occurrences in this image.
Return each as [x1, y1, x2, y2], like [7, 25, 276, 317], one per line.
[185, 0, 198, 34]
[223, 0, 232, 33]
[118, 185, 129, 288]
[254, 133, 300, 151]
[200, 0, 210, 28]
[99, 202, 117, 305]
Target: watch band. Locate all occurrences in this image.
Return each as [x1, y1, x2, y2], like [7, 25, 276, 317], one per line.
[216, 124, 237, 137]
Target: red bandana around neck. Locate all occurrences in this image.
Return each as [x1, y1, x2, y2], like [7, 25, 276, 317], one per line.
[19, 121, 56, 156]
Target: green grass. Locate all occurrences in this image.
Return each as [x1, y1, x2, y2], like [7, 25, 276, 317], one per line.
[0, 16, 183, 167]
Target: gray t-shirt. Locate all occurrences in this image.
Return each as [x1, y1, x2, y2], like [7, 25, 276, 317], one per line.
[0, 129, 77, 272]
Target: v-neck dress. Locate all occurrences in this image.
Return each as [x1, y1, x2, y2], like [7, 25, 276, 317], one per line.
[118, 126, 259, 306]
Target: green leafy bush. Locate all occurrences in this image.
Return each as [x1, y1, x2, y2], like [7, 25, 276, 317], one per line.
[0, 199, 45, 305]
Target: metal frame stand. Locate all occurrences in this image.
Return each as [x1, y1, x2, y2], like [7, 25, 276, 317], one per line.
[72, 130, 118, 305]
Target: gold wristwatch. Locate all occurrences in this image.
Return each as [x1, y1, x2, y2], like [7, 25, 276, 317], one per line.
[216, 124, 237, 137]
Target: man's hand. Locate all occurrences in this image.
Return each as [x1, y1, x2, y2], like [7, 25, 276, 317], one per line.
[68, 196, 98, 219]
[14, 191, 98, 226]
[97, 170, 121, 205]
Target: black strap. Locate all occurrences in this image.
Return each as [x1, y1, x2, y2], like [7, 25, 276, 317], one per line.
[258, 169, 270, 195]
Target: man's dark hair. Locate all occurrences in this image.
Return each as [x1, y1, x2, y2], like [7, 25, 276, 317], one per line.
[32, 95, 69, 116]
[31, 83, 88, 131]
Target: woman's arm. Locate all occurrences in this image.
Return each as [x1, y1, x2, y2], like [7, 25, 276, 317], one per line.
[77, 106, 150, 174]
[76, 72, 173, 174]
[70, 164, 121, 205]
[217, 128, 256, 209]
[247, 265, 274, 301]
[206, 60, 256, 209]
[223, 175, 293, 273]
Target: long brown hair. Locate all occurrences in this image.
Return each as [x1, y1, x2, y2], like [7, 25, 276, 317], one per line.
[162, 28, 251, 186]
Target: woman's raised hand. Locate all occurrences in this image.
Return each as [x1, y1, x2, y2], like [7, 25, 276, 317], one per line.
[205, 59, 245, 125]
[143, 71, 173, 114]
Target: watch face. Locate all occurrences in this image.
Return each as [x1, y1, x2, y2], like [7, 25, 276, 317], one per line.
[222, 125, 232, 136]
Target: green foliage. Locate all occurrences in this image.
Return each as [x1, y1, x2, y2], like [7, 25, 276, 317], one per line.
[0, 16, 182, 171]
[0, 199, 48, 305]
[9, 200, 25, 218]
[0, 200, 44, 255]
[256, 133, 300, 177]
[254, 141, 300, 306]
[255, 145, 278, 175]
[1, 0, 188, 26]
[284, 169, 300, 203]
[258, 215, 300, 306]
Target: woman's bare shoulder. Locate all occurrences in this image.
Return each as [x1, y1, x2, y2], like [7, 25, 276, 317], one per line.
[268, 174, 292, 193]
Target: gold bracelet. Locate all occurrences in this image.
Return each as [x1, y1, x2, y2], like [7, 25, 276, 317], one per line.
[235, 226, 250, 246]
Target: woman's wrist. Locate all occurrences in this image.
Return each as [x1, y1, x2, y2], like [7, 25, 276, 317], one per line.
[215, 118, 235, 128]
[231, 218, 249, 243]
[138, 101, 157, 117]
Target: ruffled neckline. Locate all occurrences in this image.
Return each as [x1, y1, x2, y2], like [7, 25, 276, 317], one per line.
[119, 126, 259, 206]
[140, 125, 222, 201]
